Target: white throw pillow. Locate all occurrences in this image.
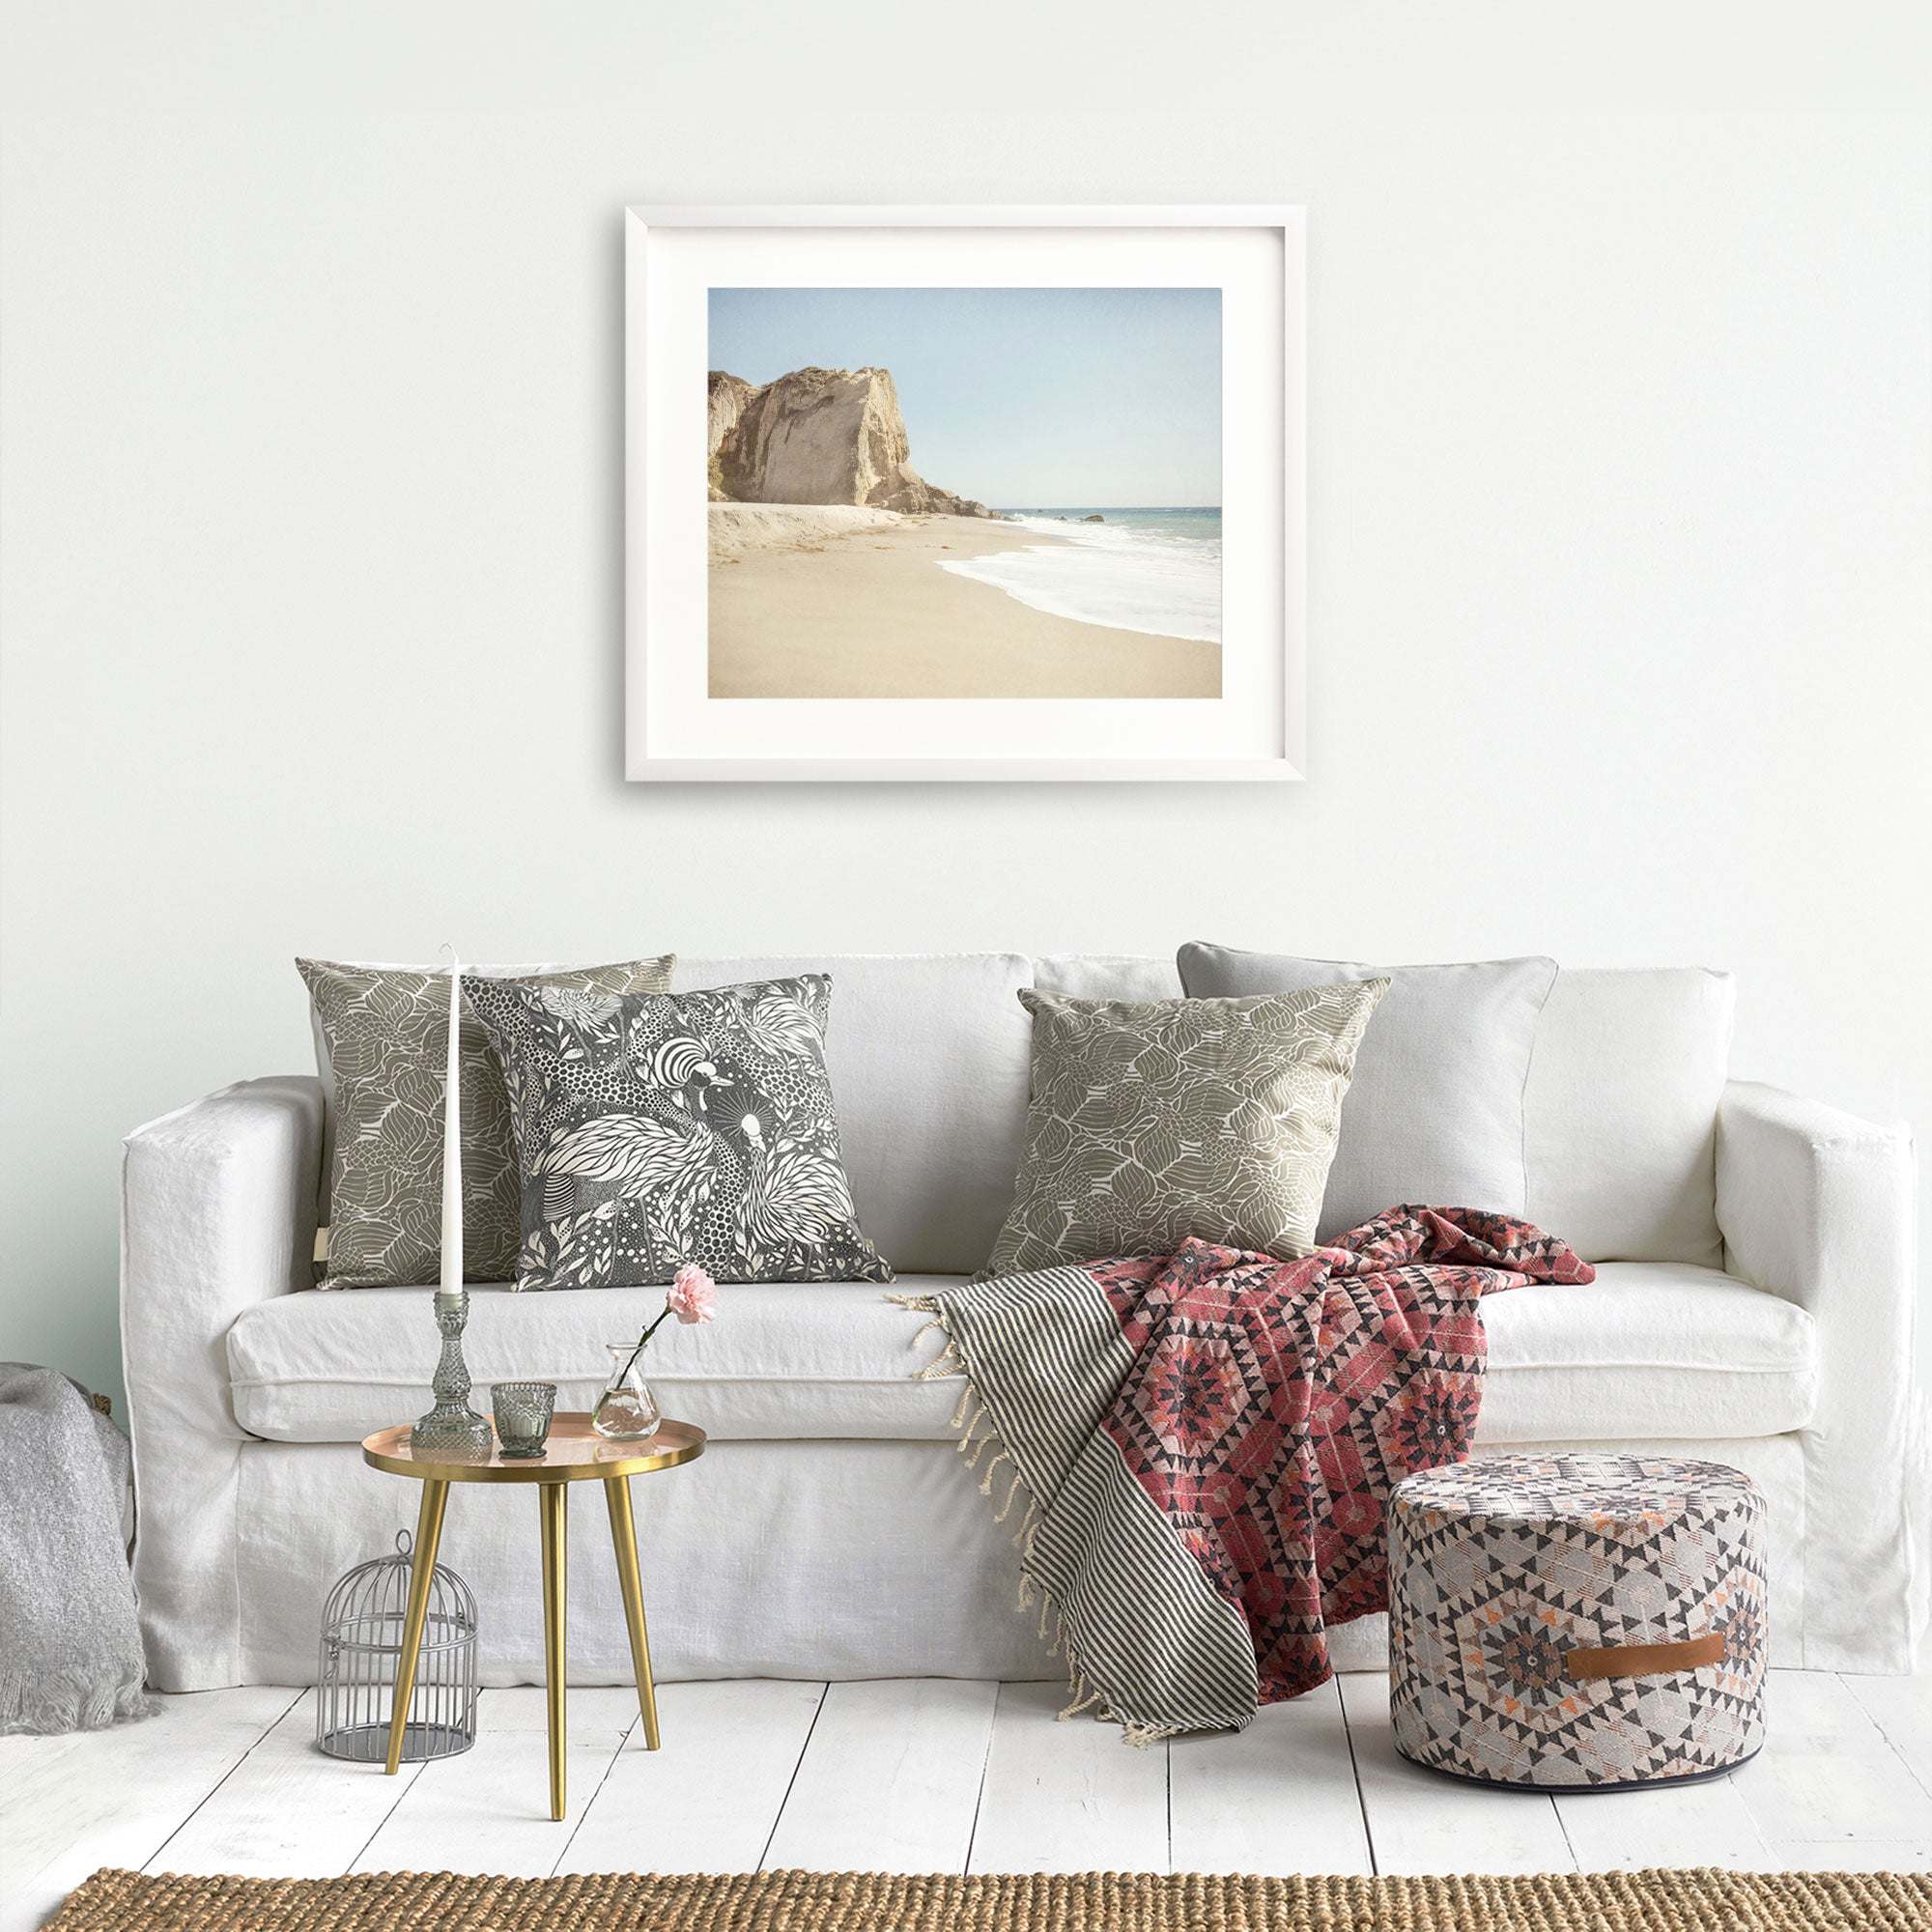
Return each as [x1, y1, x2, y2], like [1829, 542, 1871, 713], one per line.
[1032, 953, 1183, 1003]
[1523, 967, 1734, 1266]
[1177, 946, 1558, 1242]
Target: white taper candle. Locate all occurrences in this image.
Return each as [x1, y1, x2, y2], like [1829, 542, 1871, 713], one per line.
[440, 949, 463, 1298]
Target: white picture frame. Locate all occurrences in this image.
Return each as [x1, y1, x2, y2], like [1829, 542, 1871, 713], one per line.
[625, 205, 1305, 781]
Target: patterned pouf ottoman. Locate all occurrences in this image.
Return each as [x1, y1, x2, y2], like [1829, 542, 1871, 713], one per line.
[1388, 1453, 1766, 1790]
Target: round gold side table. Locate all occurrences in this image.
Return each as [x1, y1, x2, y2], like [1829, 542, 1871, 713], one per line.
[361, 1413, 705, 1820]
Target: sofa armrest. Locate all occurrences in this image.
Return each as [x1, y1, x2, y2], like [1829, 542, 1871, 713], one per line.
[1718, 1080, 1916, 1314]
[121, 1075, 324, 1688]
[1716, 1079, 1918, 1668]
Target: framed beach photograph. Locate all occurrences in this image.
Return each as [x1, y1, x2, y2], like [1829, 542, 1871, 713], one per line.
[625, 206, 1304, 781]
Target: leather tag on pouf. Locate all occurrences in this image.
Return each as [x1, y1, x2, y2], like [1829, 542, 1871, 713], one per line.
[1565, 1632, 1727, 1682]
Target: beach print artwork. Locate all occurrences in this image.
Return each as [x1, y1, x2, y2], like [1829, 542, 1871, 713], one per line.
[706, 287, 1222, 700]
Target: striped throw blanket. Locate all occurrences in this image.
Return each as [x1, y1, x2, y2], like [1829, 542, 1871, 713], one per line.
[897, 1206, 1593, 1741]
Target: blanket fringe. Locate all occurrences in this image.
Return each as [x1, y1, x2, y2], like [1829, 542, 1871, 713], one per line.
[916, 1341, 962, 1381]
[1059, 1679, 1102, 1720]
[889, 1290, 1164, 1748]
[889, 1293, 966, 1383]
[0, 1674, 156, 1737]
[1013, 1495, 1040, 1548]
[992, 1463, 1026, 1523]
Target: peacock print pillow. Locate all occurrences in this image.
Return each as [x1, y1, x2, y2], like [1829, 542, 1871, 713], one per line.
[464, 972, 892, 1290]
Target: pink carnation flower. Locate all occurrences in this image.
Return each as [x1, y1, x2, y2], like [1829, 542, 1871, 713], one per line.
[667, 1263, 718, 1326]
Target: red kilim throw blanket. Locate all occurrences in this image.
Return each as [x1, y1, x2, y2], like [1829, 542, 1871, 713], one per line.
[895, 1206, 1593, 1742]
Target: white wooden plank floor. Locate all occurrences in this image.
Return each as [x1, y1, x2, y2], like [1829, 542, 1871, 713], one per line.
[3, 1670, 1928, 1932]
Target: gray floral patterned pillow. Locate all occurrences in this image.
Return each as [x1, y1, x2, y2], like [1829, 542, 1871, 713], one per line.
[465, 972, 891, 1290]
[298, 955, 674, 1287]
[979, 981, 1388, 1281]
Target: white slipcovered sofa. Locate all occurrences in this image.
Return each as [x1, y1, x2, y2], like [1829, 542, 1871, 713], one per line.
[122, 953, 1920, 1692]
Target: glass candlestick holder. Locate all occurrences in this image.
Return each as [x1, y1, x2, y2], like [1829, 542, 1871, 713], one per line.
[412, 1290, 493, 1461]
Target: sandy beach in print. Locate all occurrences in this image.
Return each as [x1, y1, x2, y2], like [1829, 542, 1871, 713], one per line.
[707, 506, 1219, 699]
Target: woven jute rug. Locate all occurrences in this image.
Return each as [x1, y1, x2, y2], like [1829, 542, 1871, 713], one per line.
[46, 1866, 1932, 1930]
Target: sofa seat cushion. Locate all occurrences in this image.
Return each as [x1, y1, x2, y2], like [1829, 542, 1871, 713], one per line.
[229, 1263, 1814, 1450]
[228, 1277, 967, 1445]
[1477, 1264, 1815, 1443]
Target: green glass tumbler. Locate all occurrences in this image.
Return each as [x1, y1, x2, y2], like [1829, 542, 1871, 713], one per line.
[490, 1381, 556, 1459]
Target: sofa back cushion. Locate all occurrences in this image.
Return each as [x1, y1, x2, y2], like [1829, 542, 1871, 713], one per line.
[666, 953, 1732, 1274]
[673, 954, 1033, 1276]
[1523, 967, 1734, 1267]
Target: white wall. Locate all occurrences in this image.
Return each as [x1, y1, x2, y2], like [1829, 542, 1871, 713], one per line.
[3, 5, 1929, 1406]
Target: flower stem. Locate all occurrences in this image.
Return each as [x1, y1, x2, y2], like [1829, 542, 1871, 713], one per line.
[615, 1303, 672, 1387]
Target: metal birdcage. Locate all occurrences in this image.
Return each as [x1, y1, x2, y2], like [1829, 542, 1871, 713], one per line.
[316, 1529, 478, 1763]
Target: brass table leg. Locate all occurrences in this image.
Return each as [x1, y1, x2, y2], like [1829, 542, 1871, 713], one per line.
[385, 1479, 449, 1776]
[604, 1475, 662, 1750]
[539, 1482, 568, 1821]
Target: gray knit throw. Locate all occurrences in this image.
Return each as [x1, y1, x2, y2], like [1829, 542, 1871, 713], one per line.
[0, 1364, 154, 1733]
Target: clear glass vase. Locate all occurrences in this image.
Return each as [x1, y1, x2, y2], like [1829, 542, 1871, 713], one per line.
[592, 1345, 662, 1440]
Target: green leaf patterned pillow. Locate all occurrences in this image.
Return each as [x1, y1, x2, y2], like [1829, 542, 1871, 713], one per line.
[298, 955, 674, 1288]
[464, 972, 892, 1291]
[978, 981, 1388, 1281]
